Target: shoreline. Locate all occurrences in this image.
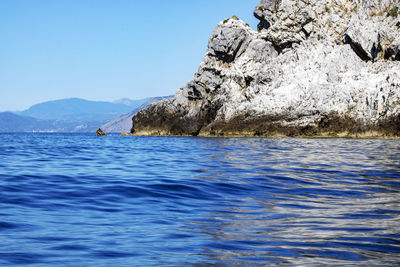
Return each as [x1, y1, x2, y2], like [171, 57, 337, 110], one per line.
[129, 131, 400, 139]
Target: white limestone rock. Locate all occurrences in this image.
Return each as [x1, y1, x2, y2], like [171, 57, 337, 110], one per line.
[132, 0, 400, 137]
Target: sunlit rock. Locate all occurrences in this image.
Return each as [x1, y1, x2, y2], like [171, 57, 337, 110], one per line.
[132, 0, 400, 138]
[96, 128, 107, 136]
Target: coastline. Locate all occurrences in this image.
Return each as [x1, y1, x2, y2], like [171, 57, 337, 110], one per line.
[130, 112, 400, 139]
[129, 131, 400, 139]
[130, 1, 400, 139]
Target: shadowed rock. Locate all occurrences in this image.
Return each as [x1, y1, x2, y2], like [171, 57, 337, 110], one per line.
[96, 128, 107, 136]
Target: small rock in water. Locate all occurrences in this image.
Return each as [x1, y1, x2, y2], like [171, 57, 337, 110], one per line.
[120, 132, 128, 136]
[96, 128, 107, 136]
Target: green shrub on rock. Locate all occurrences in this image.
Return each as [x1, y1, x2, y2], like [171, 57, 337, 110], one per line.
[388, 6, 399, 17]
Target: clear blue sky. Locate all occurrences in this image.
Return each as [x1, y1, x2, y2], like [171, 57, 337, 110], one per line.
[0, 0, 260, 111]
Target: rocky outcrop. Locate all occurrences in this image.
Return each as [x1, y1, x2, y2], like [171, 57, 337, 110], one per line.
[96, 128, 107, 136]
[132, 0, 400, 138]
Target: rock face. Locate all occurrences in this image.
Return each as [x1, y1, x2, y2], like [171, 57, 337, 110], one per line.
[132, 0, 400, 137]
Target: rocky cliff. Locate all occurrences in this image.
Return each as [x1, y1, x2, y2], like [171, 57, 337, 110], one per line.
[132, 0, 400, 137]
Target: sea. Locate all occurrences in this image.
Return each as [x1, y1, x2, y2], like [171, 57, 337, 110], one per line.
[0, 133, 399, 266]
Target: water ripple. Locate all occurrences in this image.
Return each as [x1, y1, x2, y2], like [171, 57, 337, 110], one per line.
[0, 133, 399, 266]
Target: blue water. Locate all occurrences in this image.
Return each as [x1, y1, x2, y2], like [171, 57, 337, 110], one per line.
[0, 133, 400, 266]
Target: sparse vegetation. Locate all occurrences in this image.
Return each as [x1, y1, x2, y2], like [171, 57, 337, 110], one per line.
[223, 15, 239, 24]
[325, 6, 331, 13]
[387, 6, 399, 17]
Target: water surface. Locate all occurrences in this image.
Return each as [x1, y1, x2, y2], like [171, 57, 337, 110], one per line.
[0, 133, 399, 266]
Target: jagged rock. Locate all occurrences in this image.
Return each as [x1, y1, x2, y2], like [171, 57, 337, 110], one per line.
[208, 17, 254, 63]
[255, 0, 317, 49]
[344, 10, 399, 61]
[344, 18, 382, 61]
[96, 128, 107, 136]
[132, 0, 400, 138]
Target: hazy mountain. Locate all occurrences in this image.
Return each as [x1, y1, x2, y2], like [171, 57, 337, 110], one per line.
[1, 97, 151, 132]
[101, 96, 173, 133]
[19, 98, 148, 122]
[112, 98, 149, 107]
[0, 112, 53, 132]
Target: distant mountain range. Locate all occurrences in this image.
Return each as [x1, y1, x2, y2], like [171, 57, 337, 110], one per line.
[0, 112, 53, 132]
[18, 98, 147, 121]
[0, 97, 164, 133]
